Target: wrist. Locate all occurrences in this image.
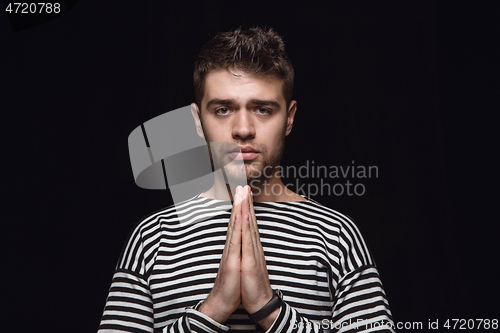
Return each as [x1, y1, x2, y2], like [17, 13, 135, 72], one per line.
[198, 296, 233, 324]
[257, 306, 280, 331]
[248, 290, 283, 325]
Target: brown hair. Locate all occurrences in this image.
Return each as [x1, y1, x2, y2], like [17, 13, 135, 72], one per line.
[194, 27, 294, 108]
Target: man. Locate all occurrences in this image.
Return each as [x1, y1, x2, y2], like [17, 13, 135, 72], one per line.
[99, 27, 394, 333]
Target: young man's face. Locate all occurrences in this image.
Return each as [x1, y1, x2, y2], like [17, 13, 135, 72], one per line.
[195, 69, 297, 182]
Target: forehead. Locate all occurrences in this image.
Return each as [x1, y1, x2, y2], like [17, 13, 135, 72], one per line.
[202, 69, 285, 106]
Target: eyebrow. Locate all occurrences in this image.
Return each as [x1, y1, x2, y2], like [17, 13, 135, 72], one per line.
[251, 99, 281, 108]
[205, 99, 281, 109]
[206, 99, 236, 109]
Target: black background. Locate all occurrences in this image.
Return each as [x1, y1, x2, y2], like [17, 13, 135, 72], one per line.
[2, 1, 499, 332]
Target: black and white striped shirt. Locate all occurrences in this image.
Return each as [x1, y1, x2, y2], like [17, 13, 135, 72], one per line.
[99, 195, 394, 333]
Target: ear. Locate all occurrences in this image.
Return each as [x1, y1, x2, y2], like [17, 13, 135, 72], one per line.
[191, 103, 205, 139]
[285, 100, 297, 136]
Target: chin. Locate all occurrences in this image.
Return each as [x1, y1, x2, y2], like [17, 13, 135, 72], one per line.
[222, 163, 247, 184]
[245, 163, 267, 182]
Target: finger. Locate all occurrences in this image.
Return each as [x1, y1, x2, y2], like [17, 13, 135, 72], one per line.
[247, 187, 262, 249]
[248, 186, 256, 227]
[226, 187, 243, 243]
[241, 186, 257, 250]
[232, 186, 243, 216]
[228, 213, 242, 258]
[241, 213, 254, 259]
[241, 186, 249, 219]
[225, 193, 239, 246]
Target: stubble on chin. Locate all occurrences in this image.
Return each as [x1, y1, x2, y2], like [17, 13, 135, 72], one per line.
[246, 138, 285, 185]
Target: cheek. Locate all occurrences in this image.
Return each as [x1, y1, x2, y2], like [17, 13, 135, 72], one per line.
[257, 129, 284, 157]
[263, 119, 287, 142]
[199, 115, 220, 141]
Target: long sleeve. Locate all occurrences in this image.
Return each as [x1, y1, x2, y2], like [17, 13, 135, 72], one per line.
[255, 201, 394, 333]
[259, 265, 393, 333]
[98, 268, 154, 332]
[98, 268, 232, 333]
[98, 210, 233, 333]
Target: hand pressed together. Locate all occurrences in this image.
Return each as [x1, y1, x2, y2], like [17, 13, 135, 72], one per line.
[199, 185, 279, 329]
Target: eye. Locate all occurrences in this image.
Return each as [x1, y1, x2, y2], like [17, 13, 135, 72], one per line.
[256, 107, 271, 115]
[216, 107, 231, 116]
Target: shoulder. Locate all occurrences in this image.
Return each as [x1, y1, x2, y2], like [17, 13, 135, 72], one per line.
[128, 194, 221, 236]
[256, 198, 367, 252]
[116, 194, 216, 274]
[269, 197, 361, 232]
[304, 199, 366, 239]
[283, 198, 375, 268]
[307, 200, 376, 271]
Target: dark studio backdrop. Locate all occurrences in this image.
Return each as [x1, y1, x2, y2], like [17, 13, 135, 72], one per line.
[2, 1, 499, 332]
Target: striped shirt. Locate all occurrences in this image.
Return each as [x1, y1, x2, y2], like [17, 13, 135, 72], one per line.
[99, 195, 394, 333]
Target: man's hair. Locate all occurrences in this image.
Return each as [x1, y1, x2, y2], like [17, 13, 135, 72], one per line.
[194, 27, 294, 108]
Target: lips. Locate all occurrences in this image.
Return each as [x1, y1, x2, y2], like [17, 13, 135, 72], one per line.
[228, 145, 259, 161]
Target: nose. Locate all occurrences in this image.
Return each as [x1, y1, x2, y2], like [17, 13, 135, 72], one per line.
[232, 110, 255, 140]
